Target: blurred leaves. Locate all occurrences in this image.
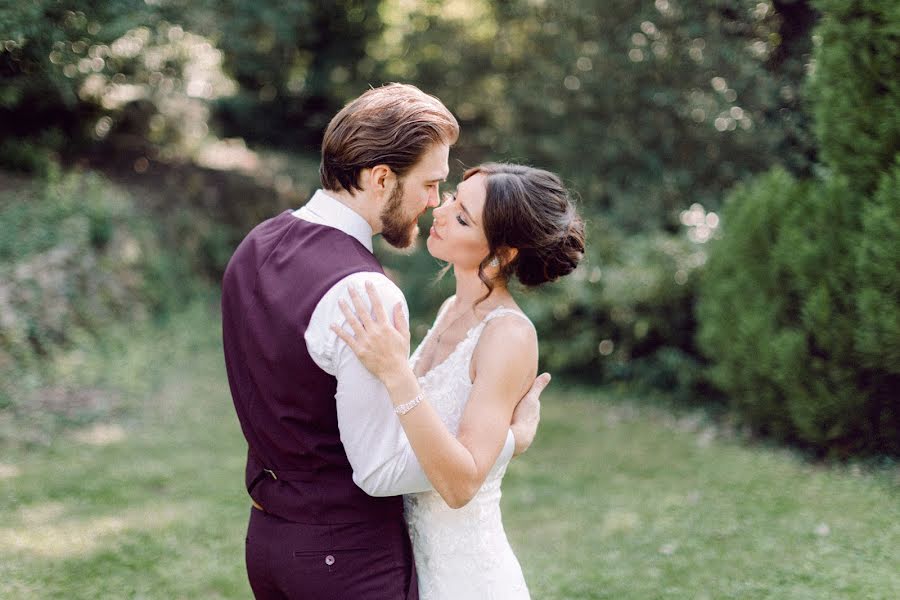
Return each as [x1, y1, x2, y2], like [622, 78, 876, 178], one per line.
[0, 169, 190, 378]
[165, 0, 385, 149]
[696, 0, 900, 457]
[2, 0, 897, 457]
[370, 0, 817, 230]
[809, 0, 900, 193]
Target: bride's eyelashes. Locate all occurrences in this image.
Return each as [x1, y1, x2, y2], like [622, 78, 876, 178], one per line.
[440, 191, 469, 226]
[450, 194, 470, 226]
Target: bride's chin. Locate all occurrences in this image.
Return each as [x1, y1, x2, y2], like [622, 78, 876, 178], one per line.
[425, 236, 443, 260]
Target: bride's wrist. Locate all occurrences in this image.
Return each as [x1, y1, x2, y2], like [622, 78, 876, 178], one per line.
[382, 369, 419, 406]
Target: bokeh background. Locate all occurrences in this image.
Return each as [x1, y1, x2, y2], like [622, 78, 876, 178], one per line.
[1, 1, 898, 598]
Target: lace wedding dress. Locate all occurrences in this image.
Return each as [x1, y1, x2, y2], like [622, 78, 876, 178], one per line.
[404, 300, 532, 599]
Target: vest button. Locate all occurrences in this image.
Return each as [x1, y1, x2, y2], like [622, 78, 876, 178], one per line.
[325, 554, 335, 566]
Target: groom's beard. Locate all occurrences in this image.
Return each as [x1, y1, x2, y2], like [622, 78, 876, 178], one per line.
[380, 180, 419, 249]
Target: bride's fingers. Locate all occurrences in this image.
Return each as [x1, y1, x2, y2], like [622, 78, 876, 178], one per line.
[531, 373, 551, 395]
[365, 281, 388, 324]
[338, 299, 367, 338]
[393, 302, 409, 336]
[330, 323, 360, 354]
[348, 286, 375, 329]
[524, 373, 551, 403]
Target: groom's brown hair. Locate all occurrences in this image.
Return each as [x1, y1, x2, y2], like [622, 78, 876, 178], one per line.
[319, 83, 459, 194]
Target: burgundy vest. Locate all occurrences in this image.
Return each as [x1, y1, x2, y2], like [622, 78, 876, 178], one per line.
[222, 211, 403, 524]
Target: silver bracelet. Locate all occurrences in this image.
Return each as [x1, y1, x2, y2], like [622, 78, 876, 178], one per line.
[394, 392, 424, 416]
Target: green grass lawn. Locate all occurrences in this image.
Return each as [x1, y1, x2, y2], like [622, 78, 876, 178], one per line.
[2, 302, 898, 599]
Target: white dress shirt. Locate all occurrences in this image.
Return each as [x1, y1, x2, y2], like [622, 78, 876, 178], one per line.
[296, 190, 516, 497]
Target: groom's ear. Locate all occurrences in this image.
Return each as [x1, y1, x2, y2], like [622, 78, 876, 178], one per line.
[368, 164, 396, 196]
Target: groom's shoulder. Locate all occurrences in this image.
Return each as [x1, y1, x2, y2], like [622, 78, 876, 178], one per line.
[310, 270, 409, 336]
[326, 270, 407, 304]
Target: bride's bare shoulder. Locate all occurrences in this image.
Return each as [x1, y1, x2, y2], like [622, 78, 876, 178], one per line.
[471, 311, 538, 379]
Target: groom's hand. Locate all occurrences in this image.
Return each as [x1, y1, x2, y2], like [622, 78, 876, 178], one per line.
[510, 373, 550, 457]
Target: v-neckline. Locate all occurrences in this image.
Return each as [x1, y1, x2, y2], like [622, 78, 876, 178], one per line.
[413, 300, 502, 380]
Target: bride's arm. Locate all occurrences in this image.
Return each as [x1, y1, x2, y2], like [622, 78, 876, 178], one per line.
[332, 283, 539, 509]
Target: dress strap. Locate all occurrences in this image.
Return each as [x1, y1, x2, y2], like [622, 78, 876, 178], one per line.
[435, 295, 457, 323]
[481, 306, 534, 329]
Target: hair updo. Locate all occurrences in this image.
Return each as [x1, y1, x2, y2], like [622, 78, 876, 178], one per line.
[464, 163, 585, 292]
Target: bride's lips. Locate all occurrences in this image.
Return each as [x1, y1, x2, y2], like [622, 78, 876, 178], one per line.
[430, 226, 443, 240]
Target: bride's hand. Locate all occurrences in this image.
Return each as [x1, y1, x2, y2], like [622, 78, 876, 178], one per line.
[331, 281, 411, 383]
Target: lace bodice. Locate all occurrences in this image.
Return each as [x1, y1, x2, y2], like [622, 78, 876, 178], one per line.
[404, 298, 532, 599]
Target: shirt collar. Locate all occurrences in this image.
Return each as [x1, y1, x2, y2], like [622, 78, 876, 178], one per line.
[293, 189, 374, 253]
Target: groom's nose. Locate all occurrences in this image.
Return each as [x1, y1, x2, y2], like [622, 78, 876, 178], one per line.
[426, 186, 440, 209]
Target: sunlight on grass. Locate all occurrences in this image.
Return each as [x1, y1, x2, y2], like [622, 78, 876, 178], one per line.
[504, 393, 900, 599]
[71, 423, 126, 445]
[1, 502, 185, 558]
[0, 463, 20, 478]
[601, 509, 641, 534]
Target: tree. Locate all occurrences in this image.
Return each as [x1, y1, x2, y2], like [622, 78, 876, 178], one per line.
[697, 0, 899, 456]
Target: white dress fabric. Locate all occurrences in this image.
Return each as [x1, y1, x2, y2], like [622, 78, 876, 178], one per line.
[404, 300, 532, 599]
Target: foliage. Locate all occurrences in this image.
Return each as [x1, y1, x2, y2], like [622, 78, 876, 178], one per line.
[531, 227, 705, 376]
[697, 167, 899, 456]
[0, 1, 234, 168]
[2, 0, 817, 228]
[809, 0, 900, 193]
[371, 0, 817, 231]
[698, 171, 847, 451]
[696, 0, 899, 456]
[854, 158, 900, 376]
[0, 168, 194, 411]
[182, 0, 384, 149]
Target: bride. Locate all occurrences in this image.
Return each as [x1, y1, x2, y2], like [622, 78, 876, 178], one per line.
[332, 163, 585, 599]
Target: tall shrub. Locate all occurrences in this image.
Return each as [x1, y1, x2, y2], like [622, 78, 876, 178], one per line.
[853, 161, 900, 453]
[696, 0, 899, 456]
[809, 0, 900, 194]
[697, 170, 875, 450]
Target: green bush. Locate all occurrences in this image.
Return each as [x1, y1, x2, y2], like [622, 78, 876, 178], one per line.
[0, 168, 192, 379]
[697, 167, 897, 455]
[809, 0, 900, 193]
[853, 159, 900, 452]
[696, 0, 900, 456]
[854, 158, 900, 375]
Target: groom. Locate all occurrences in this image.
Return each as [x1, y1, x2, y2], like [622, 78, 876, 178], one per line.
[221, 83, 548, 599]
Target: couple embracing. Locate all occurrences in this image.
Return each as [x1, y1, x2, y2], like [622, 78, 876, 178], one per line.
[221, 83, 585, 599]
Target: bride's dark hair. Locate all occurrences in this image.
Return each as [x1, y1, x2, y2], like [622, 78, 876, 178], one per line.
[462, 163, 585, 298]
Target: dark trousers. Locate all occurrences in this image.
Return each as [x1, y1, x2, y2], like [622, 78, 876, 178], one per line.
[245, 507, 418, 600]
